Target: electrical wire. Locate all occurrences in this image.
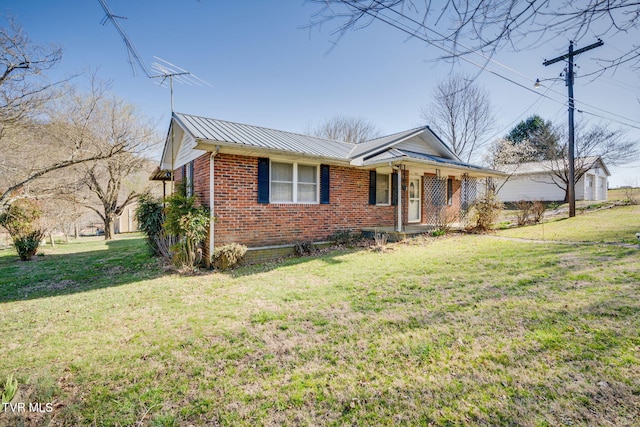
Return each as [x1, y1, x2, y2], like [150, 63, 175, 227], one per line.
[353, 1, 640, 132]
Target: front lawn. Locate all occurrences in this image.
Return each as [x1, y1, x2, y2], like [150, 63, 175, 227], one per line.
[1, 210, 639, 426]
[496, 204, 640, 244]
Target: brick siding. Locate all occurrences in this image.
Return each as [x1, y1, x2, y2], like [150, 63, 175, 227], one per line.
[175, 153, 463, 250]
[210, 153, 396, 247]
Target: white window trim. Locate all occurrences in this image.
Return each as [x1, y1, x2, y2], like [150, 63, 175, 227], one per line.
[376, 173, 391, 206]
[270, 160, 320, 204]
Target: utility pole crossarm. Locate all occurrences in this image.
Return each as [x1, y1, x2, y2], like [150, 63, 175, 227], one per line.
[542, 39, 604, 66]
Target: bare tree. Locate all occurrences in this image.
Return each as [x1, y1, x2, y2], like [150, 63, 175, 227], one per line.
[0, 21, 136, 215]
[545, 122, 639, 201]
[421, 74, 495, 163]
[306, 114, 382, 143]
[310, 1, 640, 69]
[494, 120, 639, 201]
[69, 95, 158, 240]
[0, 18, 62, 135]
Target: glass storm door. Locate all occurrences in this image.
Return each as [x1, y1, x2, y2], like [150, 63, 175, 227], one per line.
[408, 178, 421, 222]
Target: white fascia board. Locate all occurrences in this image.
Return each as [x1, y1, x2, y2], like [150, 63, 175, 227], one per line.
[362, 155, 507, 178]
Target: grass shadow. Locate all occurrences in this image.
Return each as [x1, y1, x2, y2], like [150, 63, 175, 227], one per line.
[0, 234, 164, 303]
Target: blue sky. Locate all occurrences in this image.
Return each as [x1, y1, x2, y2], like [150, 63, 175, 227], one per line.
[5, 0, 640, 187]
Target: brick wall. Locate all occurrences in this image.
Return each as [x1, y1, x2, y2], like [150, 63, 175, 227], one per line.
[211, 153, 396, 247]
[176, 153, 466, 250]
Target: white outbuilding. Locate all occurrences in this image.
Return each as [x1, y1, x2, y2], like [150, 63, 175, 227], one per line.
[496, 156, 610, 202]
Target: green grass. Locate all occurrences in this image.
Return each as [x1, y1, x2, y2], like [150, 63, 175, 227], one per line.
[496, 204, 640, 243]
[1, 217, 639, 426]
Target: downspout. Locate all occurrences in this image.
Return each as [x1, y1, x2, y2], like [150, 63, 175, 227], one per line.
[395, 164, 403, 232]
[209, 146, 220, 262]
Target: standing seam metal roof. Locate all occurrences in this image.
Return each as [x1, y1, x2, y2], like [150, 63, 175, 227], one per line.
[174, 113, 356, 159]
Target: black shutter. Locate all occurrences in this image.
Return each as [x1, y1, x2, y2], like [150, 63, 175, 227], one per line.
[320, 164, 330, 204]
[257, 158, 269, 204]
[369, 170, 377, 205]
[391, 172, 398, 206]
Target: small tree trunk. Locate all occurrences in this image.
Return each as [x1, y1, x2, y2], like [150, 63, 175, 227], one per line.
[104, 216, 114, 240]
[49, 232, 55, 248]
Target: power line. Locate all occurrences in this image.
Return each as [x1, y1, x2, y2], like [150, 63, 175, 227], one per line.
[353, 2, 640, 133]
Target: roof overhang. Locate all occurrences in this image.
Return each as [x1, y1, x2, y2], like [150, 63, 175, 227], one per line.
[360, 150, 506, 178]
[149, 166, 172, 181]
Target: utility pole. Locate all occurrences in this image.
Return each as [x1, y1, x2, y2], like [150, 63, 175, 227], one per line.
[542, 39, 603, 217]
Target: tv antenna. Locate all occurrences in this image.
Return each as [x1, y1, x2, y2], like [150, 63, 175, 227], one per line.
[96, 0, 212, 111]
[151, 56, 212, 111]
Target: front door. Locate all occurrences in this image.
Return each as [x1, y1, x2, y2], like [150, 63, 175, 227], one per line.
[409, 177, 421, 222]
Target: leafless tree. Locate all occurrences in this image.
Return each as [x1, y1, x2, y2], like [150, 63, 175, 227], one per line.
[69, 95, 159, 240]
[306, 114, 382, 143]
[493, 121, 639, 201]
[310, 1, 640, 70]
[0, 18, 62, 136]
[544, 122, 639, 201]
[421, 74, 495, 163]
[0, 20, 137, 215]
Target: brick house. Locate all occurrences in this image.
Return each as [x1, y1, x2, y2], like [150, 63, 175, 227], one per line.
[159, 113, 503, 262]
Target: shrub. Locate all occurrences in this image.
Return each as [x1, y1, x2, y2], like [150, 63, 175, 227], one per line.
[468, 190, 503, 232]
[0, 200, 45, 261]
[531, 200, 546, 223]
[164, 183, 211, 270]
[329, 229, 355, 245]
[13, 231, 45, 261]
[135, 193, 165, 255]
[434, 209, 458, 234]
[212, 243, 247, 270]
[432, 229, 447, 237]
[514, 200, 532, 226]
[294, 240, 316, 256]
[372, 229, 389, 251]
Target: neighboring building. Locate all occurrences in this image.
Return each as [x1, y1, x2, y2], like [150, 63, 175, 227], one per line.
[497, 156, 610, 202]
[158, 112, 503, 261]
[114, 202, 139, 234]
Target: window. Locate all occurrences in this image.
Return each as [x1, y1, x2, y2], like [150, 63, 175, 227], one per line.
[369, 171, 397, 206]
[447, 178, 454, 206]
[376, 173, 390, 205]
[270, 161, 318, 203]
[271, 162, 294, 202]
[297, 164, 318, 202]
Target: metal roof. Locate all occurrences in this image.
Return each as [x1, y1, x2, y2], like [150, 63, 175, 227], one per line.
[169, 112, 500, 176]
[497, 156, 607, 176]
[174, 113, 355, 160]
